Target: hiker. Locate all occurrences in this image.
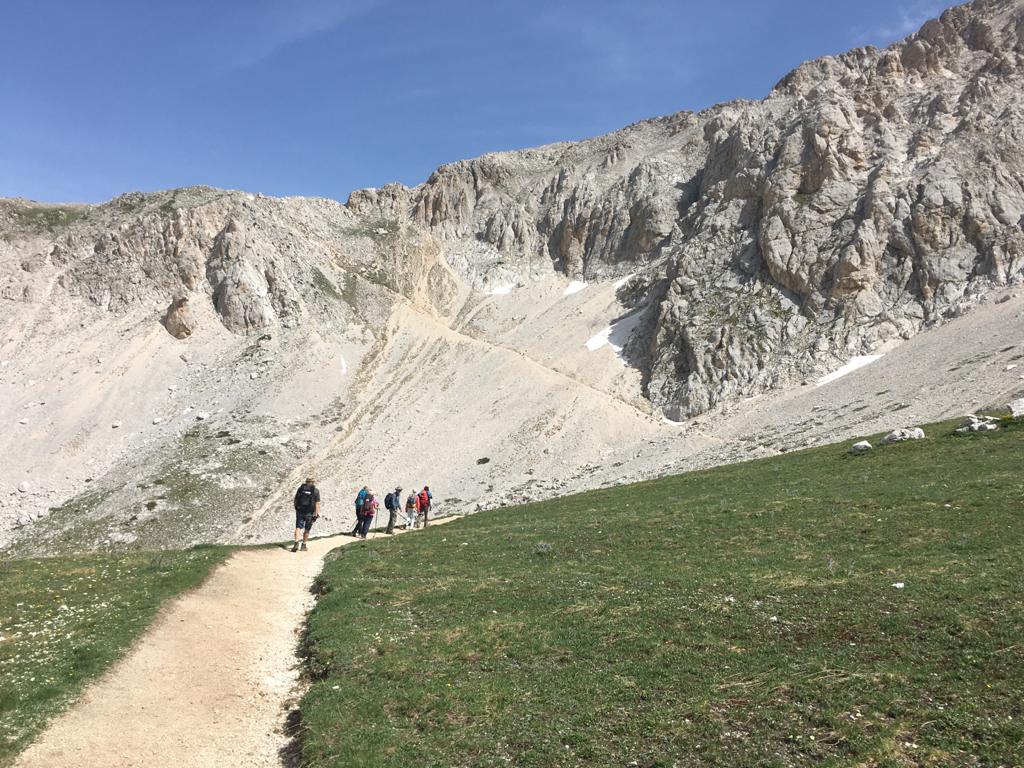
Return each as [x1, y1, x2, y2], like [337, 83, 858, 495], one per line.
[418, 486, 431, 527]
[384, 486, 402, 534]
[405, 490, 419, 528]
[357, 492, 378, 538]
[291, 476, 320, 552]
[351, 486, 369, 536]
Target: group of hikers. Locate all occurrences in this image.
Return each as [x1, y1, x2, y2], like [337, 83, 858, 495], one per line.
[291, 477, 433, 551]
[350, 485, 433, 538]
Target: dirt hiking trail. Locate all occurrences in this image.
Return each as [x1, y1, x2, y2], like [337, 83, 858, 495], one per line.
[15, 519, 456, 768]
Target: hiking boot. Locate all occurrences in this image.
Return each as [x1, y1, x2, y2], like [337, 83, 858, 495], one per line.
[300, 542, 308, 551]
[291, 542, 299, 553]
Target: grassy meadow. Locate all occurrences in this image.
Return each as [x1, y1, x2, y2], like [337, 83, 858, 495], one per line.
[299, 418, 1023, 767]
[0, 546, 230, 764]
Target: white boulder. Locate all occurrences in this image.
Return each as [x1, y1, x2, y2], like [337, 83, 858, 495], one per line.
[850, 440, 872, 454]
[1008, 398, 1024, 419]
[881, 427, 925, 445]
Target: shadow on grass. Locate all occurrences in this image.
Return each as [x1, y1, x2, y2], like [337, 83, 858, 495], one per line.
[278, 706, 304, 768]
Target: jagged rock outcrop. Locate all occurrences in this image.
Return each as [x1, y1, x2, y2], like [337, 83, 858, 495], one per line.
[3, 0, 1024, 423]
[348, 0, 1024, 417]
[7, 0, 1024, 555]
[161, 296, 196, 339]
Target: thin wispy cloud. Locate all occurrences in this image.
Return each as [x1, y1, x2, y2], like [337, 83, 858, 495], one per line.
[211, 0, 390, 70]
[533, 1, 695, 88]
[852, 1, 951, 47]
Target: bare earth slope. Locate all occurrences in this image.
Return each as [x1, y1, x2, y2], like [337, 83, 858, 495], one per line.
[2, 0, 1023, 553]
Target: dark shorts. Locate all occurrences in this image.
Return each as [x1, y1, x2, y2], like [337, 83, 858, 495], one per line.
[295, 511, 315, 531]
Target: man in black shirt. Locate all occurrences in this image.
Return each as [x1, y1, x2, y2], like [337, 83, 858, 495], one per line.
[292, 476, 321, 552]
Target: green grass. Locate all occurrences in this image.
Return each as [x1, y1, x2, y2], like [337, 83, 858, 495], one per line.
[299, 419, 1024, 767]
[345, 218, 399, 242]
[311, 267, 345, 304]
[0, 546, 230, 764]
[157, 193, 179, 216]
[5, 205, 87, 233]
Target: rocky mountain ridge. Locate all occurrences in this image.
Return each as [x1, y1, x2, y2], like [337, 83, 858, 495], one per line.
[2, 0, 1023, 553]
[354, 0, 1024, 416]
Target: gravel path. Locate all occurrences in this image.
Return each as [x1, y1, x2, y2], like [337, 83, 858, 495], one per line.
[15, 521, 455, 767]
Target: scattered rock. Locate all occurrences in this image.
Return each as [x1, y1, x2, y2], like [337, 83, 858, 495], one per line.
[1008, 398, 1024, 419]
[111, 421, 122, 429]
[850, 440, 872, 454]
[995, 294, 1011, 304]
[880, 427, 925, 445]
[1006, 364, 1018, 371]
[152, 417, 163, 425]
[196, 412, 211, 421]
[18, 418, 27, 425]
[17, 481, 30, 493]
[955, 414, 1001, 433]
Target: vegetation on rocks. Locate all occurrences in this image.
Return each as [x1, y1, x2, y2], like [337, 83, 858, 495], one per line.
[17, 423, 293, 556]
[0, 546, 229, 765]
[299, 417, 1023, 767]
[1, 203, 87, 234]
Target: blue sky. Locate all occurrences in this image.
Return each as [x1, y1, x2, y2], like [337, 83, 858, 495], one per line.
[0, 0, 952, 203]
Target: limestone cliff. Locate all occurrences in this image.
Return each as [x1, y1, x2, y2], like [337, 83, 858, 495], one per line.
[2, 0, 1024, 552]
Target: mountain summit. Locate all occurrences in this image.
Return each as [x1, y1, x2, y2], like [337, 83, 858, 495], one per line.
[2, 0, 1023, 552]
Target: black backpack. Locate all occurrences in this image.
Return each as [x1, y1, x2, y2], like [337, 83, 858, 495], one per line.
[295, 483, 315, 512]
[384, 492, 394, 511]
